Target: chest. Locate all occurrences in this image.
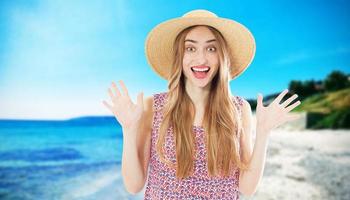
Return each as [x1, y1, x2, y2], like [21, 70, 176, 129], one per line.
[193, 108, 205, 126]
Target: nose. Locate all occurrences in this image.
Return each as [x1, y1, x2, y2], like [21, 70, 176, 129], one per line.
[193, 49, 207, 64]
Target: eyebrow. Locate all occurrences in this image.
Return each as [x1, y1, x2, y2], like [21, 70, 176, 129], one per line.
[184, 39, 217, 43]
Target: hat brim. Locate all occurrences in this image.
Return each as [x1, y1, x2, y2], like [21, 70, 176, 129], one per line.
[145, 16, 256, 80]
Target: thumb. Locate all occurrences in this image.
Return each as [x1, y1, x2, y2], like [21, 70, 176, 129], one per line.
[257, 93, 263, 107]
[137, 92, 144, 108]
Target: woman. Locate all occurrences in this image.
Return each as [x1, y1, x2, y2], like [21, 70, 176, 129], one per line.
[102, 9, 301, 199]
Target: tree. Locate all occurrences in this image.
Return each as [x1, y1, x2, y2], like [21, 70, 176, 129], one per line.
[324, 70, 350, 91]
[303, 79, 318, 96]
[289, 80, 303, 94]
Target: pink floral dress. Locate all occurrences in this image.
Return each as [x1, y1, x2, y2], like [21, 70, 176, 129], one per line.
[144, 92, 244, 199]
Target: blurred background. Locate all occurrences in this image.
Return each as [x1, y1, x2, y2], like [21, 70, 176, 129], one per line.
[0, 0, 349, 199]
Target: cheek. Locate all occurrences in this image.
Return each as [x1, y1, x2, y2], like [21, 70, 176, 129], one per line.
[209, 55, 219, 68]
[182, 55, 190, 74]
[182, 56, 193, 76]
[212, 65, 219, 75]
[182, 54, 190, 66]
[212, 54, 219, 64]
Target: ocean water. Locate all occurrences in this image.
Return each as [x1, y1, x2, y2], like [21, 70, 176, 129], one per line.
[0, 116, 144, 200]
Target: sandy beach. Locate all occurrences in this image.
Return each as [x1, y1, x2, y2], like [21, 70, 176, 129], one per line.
[240, 128, 350, 200]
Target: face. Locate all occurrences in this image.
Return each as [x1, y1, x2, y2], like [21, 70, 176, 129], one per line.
[182, 26, 220, 89]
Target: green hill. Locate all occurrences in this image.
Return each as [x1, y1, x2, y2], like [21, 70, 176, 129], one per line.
[295, 87, 350, 129]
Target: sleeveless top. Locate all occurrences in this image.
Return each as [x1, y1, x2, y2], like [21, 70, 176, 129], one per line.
[144, 92, 244, 200]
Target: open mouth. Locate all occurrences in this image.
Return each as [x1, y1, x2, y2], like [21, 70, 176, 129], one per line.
[191, 66, 210, 79]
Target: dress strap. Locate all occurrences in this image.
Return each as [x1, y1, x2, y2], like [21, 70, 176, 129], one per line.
[153, 92, 168, 112]
[234, 96, 244, 117]
[233, 95, 244, 142]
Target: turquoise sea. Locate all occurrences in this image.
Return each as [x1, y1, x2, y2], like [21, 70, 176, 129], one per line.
[0, 117, 144, 200]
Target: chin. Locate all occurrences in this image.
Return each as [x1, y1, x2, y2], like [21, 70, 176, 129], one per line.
[192, 79, 212, 88]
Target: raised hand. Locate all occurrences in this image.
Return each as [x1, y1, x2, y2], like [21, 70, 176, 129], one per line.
[102, 80, 144, 131]
[256, 89, 302, 137]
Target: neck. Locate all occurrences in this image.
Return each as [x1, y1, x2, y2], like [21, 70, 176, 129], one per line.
[185, 79, 211, 109]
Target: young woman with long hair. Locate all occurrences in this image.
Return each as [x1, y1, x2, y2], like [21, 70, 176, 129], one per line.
[102, 9, 301, 199]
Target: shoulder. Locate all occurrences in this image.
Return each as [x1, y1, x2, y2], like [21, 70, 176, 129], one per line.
[150, 91, 168, 111]
[153, 91, 168, 100]
[235, 97, 253, 133]
[239, 97, 251, 114]
[232, 95, 252, 120]
[143, 92, 166, 108]
[141, 92, 167, 130]
[232, 95, 250, 110]
[142, 91, 168, 113]
[233, 95, 244, 106]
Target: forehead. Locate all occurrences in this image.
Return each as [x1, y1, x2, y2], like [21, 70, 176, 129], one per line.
[184, 26, 216, 42]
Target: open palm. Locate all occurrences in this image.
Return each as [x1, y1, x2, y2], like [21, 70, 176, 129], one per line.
[256, 89, 302, 135]
[102, 80, 144, 130]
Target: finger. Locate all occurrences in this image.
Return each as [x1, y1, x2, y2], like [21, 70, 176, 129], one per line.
[111, 81, 121, 97]
[137, 92, 144, 108]
[286, 113, 303, 122]
[257, 93, 263, 107]
[285, 100, 301, 112]
[281, 94, 298, 108]
[273, 89, 289, 105]
[102, 100, 113, 111]
[108, 88, 115, 102]
[119, 80, 130, 99]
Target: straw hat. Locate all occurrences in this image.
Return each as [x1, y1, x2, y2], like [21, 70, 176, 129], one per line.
[145, 9, 256, 80]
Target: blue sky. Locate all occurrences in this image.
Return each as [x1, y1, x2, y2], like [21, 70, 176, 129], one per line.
[0, 0, 349, 119]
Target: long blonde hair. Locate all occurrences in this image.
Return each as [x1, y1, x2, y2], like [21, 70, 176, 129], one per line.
[156, 25, 250, 180]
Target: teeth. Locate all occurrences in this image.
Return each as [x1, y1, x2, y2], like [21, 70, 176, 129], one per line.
[192, 67, 210, 72]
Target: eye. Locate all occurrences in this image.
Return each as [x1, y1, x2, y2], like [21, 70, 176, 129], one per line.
[207, 46, 216, 52]
[185, 46, 195, 52]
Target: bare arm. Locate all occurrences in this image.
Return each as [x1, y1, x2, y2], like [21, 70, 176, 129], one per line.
[121, 96, 153, 194]
[238, 98, 268, 196]
[121, 127, 145, 194]
[102, 80, 153, 195]
[238, 90, 301, 196]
